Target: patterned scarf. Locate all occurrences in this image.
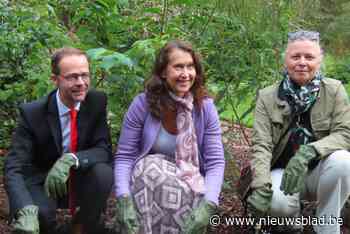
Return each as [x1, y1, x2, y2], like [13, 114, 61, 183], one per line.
[279, 71, 323, 150]
[168, 92, 205, 194]
[279, 70, 322, 115]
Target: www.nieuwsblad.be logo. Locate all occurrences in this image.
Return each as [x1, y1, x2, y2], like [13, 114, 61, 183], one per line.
[209, 215, 343, 227]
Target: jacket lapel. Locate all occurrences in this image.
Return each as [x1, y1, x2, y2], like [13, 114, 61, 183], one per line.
[272, 83, 293, 125]
[310, 81, 323, 121]
[47, 90, 63, 154]
[77, 101, 88, 150]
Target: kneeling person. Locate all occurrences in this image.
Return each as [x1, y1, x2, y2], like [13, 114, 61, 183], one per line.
[5, 48, 113, 234]
[248, 31, 350, 234]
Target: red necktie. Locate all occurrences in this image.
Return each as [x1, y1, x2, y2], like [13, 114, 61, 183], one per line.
[69, 108, 78, 215]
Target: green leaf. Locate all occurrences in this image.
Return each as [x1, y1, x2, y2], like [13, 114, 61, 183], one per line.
[117, 0, 129, 8]
[87, 48, 108, 61]
[100, 52, 134, 71]
[173, 0, 192, 5]
[95, 0, 110, 9]
[143, 7, 161, 14]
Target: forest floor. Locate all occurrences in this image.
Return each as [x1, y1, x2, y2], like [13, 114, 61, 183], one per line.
[0, 122, 346, 233]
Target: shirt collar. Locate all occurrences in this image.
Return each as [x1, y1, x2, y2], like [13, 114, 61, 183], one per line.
[56, 90, 80, 117]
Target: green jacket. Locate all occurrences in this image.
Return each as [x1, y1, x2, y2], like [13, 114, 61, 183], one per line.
[251, 78, 350, 188]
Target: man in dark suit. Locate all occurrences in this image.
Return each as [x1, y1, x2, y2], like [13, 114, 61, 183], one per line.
[4, 48, 113, 234]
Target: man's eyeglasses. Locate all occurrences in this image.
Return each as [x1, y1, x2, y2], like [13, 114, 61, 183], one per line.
[288, 30, 320, 43]
[60, 73, 90, 82]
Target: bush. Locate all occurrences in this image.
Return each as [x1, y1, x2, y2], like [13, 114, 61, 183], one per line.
[0, 1, 72, 148]
[323, 55, 350, 84]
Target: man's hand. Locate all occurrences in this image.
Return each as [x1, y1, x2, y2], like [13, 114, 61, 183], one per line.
[247, 185, 273, 218]
[182, 199, 216, 234]
[280, 145, 317, 195]
[44, 153, 77, 199]
[12, 205, 39, 234]
[114, 196, 140, 234]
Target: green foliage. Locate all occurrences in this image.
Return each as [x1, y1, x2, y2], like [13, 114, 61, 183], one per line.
[194, 0, 293, 125]
[0, 1, 71, 148]
[324, 55, 350, 84]
[1, 0, 350, 149]
[87, 36, 168, 143]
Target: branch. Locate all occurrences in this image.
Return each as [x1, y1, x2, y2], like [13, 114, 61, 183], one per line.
[227, 96, 252, 146]
[222, 81, 251, 146]
[240, 102, 255, 120]
[96, 71, 107, 88]
[160, 0, 168, 34]
[199, 1, 218, 36]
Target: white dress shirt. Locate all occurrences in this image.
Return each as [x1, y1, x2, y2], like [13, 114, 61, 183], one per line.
[55, 90, 80, 167]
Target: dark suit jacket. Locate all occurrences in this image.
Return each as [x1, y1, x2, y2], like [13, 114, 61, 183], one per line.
[4, 89, 112, 217]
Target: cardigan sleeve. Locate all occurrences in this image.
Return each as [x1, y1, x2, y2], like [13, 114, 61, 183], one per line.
[202, 99, 225, 204]
[114, 93, 148, 197]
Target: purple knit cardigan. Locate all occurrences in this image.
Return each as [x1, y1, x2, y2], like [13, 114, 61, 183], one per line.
[113, 93, 225, 204]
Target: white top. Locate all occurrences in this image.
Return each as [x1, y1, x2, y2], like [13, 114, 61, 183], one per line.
[55, 90, 80, 168]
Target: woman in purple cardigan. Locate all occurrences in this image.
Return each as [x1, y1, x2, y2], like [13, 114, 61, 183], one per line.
[113, 40, 225, 234]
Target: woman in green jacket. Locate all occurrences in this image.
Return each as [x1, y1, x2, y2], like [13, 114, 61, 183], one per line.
[247, 30, 350, 234]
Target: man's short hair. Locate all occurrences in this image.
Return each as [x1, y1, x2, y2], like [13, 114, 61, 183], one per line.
[51, 47, 88, 75]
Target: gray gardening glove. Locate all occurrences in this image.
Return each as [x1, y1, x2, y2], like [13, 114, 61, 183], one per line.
[114, 196, 140, 234]
[12, 205, 39, 234]
[182, 199, 217, 234]
[247, 184, 273, 218]
[45, 153, 77, 199]
[280, 145, 317, 195]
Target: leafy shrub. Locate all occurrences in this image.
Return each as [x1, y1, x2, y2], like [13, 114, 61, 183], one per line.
[0, 1, 72, 148]
[323, 55, 350, 84]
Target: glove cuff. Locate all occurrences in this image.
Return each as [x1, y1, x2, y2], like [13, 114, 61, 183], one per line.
[300, 145, 318, 160]
[63, 153, 78, 168]
[70, 153, 80, 168]
[17, 205, 39, 218]
[116, 195, 134, 211]
[202, 200, 217, 215]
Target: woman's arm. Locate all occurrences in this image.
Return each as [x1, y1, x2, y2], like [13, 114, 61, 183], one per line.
[202, 99, 225, 205]
[114, 94, 148, 197]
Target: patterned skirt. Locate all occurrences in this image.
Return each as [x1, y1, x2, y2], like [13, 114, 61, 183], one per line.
[131, 154, 204, 234]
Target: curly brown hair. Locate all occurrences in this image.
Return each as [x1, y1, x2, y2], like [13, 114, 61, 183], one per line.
[145, 40, 209, 119]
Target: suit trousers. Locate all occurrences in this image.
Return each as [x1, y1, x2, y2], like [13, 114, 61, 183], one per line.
[29, 163, 113, 234]
[270, 150, 350, 234]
